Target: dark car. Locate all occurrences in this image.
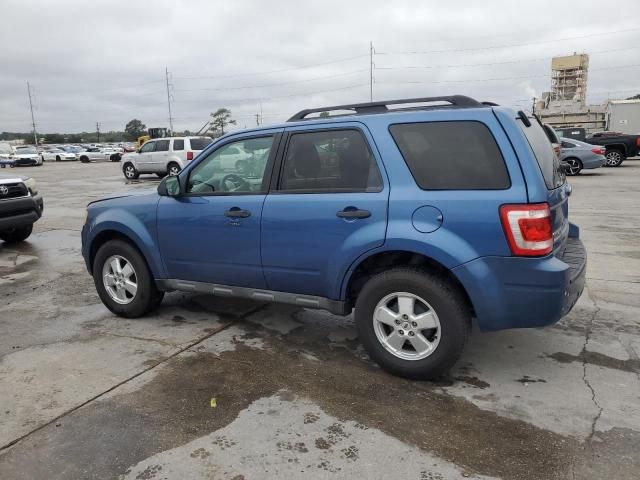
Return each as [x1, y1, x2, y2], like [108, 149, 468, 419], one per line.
[0, 174, 43, 243]
[586, 131, 640, 167]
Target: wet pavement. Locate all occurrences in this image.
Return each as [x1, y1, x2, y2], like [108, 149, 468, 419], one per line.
[1, 161, 639, 479]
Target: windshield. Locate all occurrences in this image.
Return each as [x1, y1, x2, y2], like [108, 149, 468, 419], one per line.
[17, 147, 37, 154]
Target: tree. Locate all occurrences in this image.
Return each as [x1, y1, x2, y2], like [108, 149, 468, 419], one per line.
[626, 94, 640, 100]
[208, 108, 236, 138]
[43, 133, 66, 144]
[125, 119, 147, 140]
[319, 111, 330, 118]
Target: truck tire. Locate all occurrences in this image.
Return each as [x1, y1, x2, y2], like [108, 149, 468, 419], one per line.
[354, 268, 470, 380]
[93, 239, 164, 318]
[605, 149, 624, 167]
[123, 162, 139, 180]
[0, 224, 33, 243]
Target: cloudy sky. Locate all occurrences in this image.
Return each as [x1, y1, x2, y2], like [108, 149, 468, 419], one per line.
[1, 0, 639, 134]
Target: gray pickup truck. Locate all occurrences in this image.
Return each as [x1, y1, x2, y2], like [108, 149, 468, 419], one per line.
[0, 174, 43, 243]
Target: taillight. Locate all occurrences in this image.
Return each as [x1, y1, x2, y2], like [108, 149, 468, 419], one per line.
[186, 151, 194, 161]
[636, 137, 640, 147]
[591, 147, 604, 155]
[499, 203, 553, 256]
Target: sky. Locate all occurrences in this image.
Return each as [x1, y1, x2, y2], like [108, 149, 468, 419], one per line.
[1, 0, 639, 134]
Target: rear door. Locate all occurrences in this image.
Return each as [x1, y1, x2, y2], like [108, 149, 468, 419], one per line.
[260, 123, 388, 299]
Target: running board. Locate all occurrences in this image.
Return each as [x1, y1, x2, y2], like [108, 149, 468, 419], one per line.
[155, 279, 351, 316]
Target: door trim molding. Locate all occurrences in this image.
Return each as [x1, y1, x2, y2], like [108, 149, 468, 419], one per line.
[155, 279, 351, 315]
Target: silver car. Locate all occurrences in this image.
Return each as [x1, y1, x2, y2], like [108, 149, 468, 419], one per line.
[560, 137, 606, 176]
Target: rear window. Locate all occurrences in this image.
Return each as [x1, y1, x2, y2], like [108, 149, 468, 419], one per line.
[189, 138, 213, 151]
[389, 121, 510, 190]
[517, 118, 565, 189]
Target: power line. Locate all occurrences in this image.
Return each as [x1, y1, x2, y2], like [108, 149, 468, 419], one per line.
[369, 41, 374, 101]
[374, 27, 640, 55]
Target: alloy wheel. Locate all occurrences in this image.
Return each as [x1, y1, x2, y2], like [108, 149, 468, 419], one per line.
[605, 151, 622, 166]
[102, 255, 138, 305]
[565, 158, 581, 175]
[373, 292, 441, 361]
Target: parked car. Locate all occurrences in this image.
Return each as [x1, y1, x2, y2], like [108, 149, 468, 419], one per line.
[121, 136, 213, 179]
[0, 143, 13, 161]
[585, 131, 640, 167]
[79, 147, 121, 163]
[82, 95, 585, 380]
[0, 173, 43, 243]
[41, 147, 77, 162]
[560, 138, 605, 175]
[13, 146, 43, 166]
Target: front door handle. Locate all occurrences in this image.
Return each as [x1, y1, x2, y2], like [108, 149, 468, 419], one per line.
[336, 208, 371, 219]
[224, 207, 251, 218]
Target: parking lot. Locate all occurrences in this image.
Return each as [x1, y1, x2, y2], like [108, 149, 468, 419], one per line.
[0, 160, 639, 479]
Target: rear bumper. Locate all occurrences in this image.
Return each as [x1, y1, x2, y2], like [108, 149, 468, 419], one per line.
[0, 194, 44, 230]
[453, 234, 586, 331]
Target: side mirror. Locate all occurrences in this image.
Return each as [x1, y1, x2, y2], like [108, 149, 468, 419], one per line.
[158, 175, 181, 197]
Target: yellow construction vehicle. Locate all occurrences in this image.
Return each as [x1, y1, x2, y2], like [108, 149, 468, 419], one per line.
[137, 128, 169, 147]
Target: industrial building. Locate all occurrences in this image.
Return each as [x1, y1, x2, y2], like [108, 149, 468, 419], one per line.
[606, 99, 640, 134]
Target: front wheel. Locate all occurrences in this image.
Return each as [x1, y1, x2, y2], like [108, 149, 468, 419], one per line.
[354, 268, 470, 380]
[605, 150, 624, 167]
[123, 163, 139, 180]
[0, 224, 33, 243]
[80, 156, 90, 163]
[93, 239, 164, 318]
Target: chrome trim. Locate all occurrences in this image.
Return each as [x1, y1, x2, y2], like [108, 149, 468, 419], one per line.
[155, 279, 350, 315]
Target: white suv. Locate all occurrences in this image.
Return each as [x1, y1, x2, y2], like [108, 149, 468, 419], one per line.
[121, 137, 212, 179]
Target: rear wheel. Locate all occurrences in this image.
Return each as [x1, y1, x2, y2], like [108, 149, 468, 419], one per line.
[56, 155, 61, 162]
[0, 224, 33, 243]
[123, 162, 139, 180]
[167, 162, 181, 176]
[354, 268, 470, 380]
[564, 157, 582, 176]
[93, 239, 164, 318]
[605, 149, 624, 167]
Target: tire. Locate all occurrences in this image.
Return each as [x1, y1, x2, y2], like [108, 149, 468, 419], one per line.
[56, 156, 61, 162]
[167, 162, 181, 176]
[0, 224, 33, 243]
[564, 157, 582, 176]
[354, 268, 470, 380]
[110, 154, 121, 162]
[93, 239, 164, 318]
[80, 156, 90, 163]
[123, 162, 139, 180]
[605, 149, 624, 167]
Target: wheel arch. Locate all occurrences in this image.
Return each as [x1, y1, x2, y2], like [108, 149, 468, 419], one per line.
[605, 143, 627, 155]
[342, 249, 475, 317]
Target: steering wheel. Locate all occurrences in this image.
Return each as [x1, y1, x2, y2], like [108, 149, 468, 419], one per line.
[220, 173, 251, 192]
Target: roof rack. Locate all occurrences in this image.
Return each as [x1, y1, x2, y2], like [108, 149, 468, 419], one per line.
[287, 95, 484, 122]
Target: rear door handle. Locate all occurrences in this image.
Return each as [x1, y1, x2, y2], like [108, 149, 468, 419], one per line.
[336, 209, 371, 219]
[224, 208, 251, 218]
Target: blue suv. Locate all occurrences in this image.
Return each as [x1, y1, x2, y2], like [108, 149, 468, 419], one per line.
[82, 96, 586, 379]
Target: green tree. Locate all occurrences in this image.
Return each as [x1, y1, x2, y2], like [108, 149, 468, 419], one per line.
[626, 94, 640, 100]
[43, 133, 66, 144]
[208, 108, 236, 138]
[125, 119, 147, 140]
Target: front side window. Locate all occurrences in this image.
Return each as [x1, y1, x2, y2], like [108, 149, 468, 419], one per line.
[389, 121, 510, 190]
[187, 136, 274, 194]
[140, 142, 155, 153]
[155, 140, 170, 152]
[279, 129, 382, 192]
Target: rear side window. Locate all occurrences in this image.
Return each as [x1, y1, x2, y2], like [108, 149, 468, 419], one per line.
[189, 138, 213, 150]
[279, 129, 383, 193]
[172, 139, 184, 151]
[155, 140, 170, 152]
[517, 118, 565, 189]
[389, 121, 510, 190]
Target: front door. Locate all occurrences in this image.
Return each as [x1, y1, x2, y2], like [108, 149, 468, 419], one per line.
[136, 141, 156, 172]
[261, 125, 389, 299]
[157, 133, 280, 287]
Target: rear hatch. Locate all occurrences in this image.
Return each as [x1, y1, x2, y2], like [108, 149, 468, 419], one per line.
[517, 116, 569, 255]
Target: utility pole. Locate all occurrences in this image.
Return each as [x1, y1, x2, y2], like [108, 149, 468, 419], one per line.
[165, 67, 174, 135]
[26, 81, 38, 147]
[96, 122, 101, 143]
[531, 97, 536, 114]
[255, 113, 261, 126]
[369, 41, 374, 102]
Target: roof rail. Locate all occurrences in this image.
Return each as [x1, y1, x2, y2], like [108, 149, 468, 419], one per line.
[287, 95, 483, 122]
